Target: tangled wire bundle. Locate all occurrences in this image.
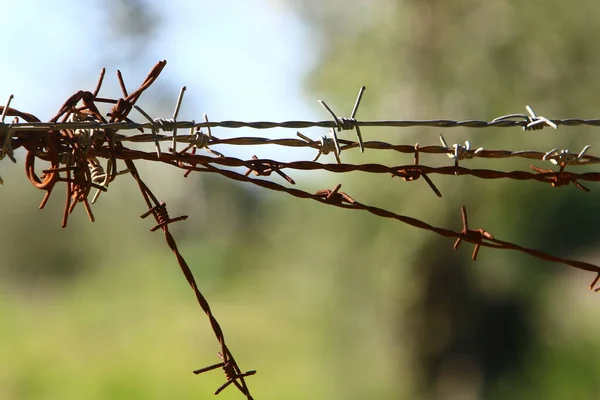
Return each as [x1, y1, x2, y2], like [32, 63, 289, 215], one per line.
[2, 60, 600, 399]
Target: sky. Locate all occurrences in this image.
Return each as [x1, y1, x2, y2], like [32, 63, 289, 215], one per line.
[0, 0, 318, 144]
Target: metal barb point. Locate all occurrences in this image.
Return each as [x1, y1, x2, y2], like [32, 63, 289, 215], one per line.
[244, 155, 295, 184]
[351, 86, 366, 152]
[324, 132, 342, 164]
[171, 86, 187, 154]
[194, 352, 255, 398]
[297, 131, 340, 164]
[190, 114, 222, 158]
[133, 105, 162, 158]
[1, 94, 14, 123]
[439, 134, 483, 175]
[544, 145, 592, 166]
[318, 100, 342, 156]
[393, 143, 442, 197]
[318, 86, 367, 154]
[0, 95, 16, 171]
[525, 105, 557, 130]
[453, 206, 494, 261]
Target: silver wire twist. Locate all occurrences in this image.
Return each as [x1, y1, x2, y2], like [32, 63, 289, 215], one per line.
[297, 131, 342, 164]
[318, 86, 367, 157]
[543, 145, 592, 166]
[439, 134, 484, 162]
[133, 105, 163, 158]
[492, 105, 558, 131]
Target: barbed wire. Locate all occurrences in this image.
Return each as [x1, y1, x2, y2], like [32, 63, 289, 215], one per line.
[8, 113, 600, 132]
[93, 146, 600, 190]
[3, 60, 600, 399]
[180, 163, 600, 275]
[51, 131, 597, 165]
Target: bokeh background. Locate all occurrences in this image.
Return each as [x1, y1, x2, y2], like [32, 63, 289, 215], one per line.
[2, 0, 600, 399]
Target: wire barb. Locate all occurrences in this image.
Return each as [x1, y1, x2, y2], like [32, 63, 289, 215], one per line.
[140, 201, 188, 232]
[318, 100, 342, 157]
[530, 145, 593, 191]
[392, 143, 442, 197]
[524, 105, 557, 130]
[194, 352, 257, 397]
[317, 86, 367, 158]
[133, 105, 163, 158]
[493, 105, 558, 131]
[543, 145, 592, 166]
[315, 184, 357, 206]
[453, 206, 494, 261]
[244, 155, 295, 184]
[439, 134, 484, 173]
[171, 86, 186, 153]
[351, 86, 366, 152]
[297, 131, 341, 164]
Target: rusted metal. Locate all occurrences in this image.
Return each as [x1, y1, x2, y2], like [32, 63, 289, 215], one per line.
[245, 155, 295, 184]
[181, 163, 600, 277]
[453, 206, 494, 261]
[531, 165, 591, 192]
[315, 184, 357, 205]
[392, 143, 442, 197]
[193, 352, 257, 397]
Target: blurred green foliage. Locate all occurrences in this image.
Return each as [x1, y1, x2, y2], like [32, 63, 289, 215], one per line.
[3, 1, 600, 399]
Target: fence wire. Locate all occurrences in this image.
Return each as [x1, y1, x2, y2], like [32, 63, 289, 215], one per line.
[2, 60, 600, 399]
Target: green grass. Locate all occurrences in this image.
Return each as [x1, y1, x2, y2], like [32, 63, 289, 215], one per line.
[0, 243, 395, 400]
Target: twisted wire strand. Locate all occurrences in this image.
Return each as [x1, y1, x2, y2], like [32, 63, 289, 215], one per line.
[175, 161, 600, 276]
[7, 116, 600, 133]
[130, 161, 253, 398]
[25, 131, 591, 166]
[94, 146, 600, 187]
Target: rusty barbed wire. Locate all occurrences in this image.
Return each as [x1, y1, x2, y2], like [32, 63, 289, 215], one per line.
[92, 147, 600, 192]
[8, 126, 600, 169]
[177, 164, 600, 277]
[4, 60, 600, 399]
[5, 61, 256, 399]
[93, 132, 600, 165]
